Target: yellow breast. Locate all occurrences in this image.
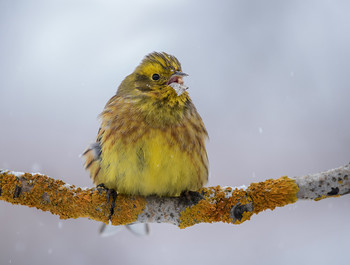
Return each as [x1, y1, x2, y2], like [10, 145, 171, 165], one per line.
[99, 128, 207, 196]
[94, 96, 208, 196]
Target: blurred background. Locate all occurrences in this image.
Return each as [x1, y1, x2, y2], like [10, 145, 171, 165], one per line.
[1, 0, 349, 264]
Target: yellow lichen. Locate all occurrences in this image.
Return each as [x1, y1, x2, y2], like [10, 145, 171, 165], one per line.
[314, 194, 340, 201]
[247, 176, 299, 214]
[111, 195, 147, 225]
[179, 177, 298, 229]
[0, 172, 300, 228]
[0, 171, 146, 225]
[179, 186, 249, 229]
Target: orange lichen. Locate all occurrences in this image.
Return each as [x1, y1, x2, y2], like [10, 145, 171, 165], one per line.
[0, 171, 299, 228]
[0, 171, 146, 225]
[314, 194, 340, 201]
[111, 195, 147, 225]
[179, 177, 298, 229]
[179, 186, 249, 229]
[247, 176, 299, 214]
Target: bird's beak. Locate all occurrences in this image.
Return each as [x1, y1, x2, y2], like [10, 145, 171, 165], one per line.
[167, 71, 189, 96]
[167, 71, 189, 85]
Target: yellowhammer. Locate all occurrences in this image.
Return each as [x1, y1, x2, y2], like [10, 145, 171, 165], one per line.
[83, 52, 208, 197]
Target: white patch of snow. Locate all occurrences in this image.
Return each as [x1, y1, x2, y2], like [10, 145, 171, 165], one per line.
[220, 185, 248, 198]
[237, 185, 247, 191]
[64, 183, 72, 189]
[11, 171, 24, 177]
[31, 172, 44, 176]
[221, 185, 247, 191]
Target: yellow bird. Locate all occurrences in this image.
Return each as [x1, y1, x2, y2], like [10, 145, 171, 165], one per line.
[83, 52, 208, 197]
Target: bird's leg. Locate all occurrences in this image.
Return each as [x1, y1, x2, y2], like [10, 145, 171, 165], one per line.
[180, 190, 204, 206]
[107, 189, 118, 220]
[96, 183, 108, 193]
[96, 183, 118, 220]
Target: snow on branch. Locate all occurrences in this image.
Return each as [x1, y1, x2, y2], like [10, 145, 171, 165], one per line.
[0, 163, 349, 229]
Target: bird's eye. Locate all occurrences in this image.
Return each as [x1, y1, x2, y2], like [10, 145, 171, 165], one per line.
[152, 74, 160, 80]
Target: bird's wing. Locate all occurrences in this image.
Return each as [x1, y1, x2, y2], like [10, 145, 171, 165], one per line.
[82, 127, 104, 184]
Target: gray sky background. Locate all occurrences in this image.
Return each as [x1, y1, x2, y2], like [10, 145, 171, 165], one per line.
[1, 0, 349, 264]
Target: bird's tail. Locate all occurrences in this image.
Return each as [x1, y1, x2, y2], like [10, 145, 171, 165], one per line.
[81, 142, 102, 184]
[100, 222, 150, 237]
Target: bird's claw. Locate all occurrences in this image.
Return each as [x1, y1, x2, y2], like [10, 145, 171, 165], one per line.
[96, 183, 118, 220]
[180, 190, 204, 206]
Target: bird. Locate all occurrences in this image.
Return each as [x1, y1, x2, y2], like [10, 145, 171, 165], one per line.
[82, 52, 208, 198]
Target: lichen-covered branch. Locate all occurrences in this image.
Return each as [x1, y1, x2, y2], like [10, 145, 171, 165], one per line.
[0, 163, 349, 229]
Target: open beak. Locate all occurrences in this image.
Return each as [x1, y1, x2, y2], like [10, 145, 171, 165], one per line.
[167, 71, 189, 96]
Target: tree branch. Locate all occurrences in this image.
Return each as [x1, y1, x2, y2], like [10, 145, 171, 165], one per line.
[0, 163, 349, 229]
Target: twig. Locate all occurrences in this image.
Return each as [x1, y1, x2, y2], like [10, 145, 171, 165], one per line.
[0, 163, 349, 229]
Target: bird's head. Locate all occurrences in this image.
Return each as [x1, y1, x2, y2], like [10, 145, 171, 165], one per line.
[118, 52, 190, 101]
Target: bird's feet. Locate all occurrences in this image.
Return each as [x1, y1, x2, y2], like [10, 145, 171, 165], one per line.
[180, 190, 204, 206]
[96, 183, 118, 220]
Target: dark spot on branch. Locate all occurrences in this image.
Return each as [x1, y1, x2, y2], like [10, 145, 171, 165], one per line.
[327, 187, 339, 196]
[230, 203, 252, 221]
[41, 192, 50, 203]
[20, 178, 34, 193]
[13, 185, 22, 198]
